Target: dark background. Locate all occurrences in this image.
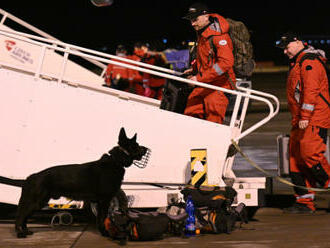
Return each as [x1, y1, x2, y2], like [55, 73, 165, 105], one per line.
[1, 0, 329, 64]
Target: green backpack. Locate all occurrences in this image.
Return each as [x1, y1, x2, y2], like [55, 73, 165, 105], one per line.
[227, 18, 255, 78]
[208, 18, 255, 79]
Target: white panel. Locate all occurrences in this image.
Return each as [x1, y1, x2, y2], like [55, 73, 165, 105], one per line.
[0, 70, 232, 204]
[124, 190, 173, 208]
[0, 184, 21, 205]
[235, 188, 259, 206]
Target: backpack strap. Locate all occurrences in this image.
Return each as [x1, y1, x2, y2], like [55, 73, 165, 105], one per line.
[208, 36, 217, 63]
[319, 91, 330, 107]
[298, 53, 330, 108]
[298, 53, 319, 66]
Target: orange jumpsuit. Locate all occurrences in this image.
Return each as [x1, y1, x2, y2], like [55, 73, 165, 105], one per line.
[287, 50, 330, 210]
[127, 53, 145, 96]
[141, 53, 167, 100]
[105, 54, 132, 92]
[184, 14, 236, 124]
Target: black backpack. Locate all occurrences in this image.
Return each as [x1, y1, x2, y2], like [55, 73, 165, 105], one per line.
[105, 209, 187, 243]
[127, 211, 170, 241]
[180, 186, 237, 210]
[105, 210, 169, 242]
[180, 186, 248, 234]
[298, 53, 330, 107]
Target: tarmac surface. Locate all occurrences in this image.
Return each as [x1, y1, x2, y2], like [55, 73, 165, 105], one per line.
[1, 72, 330, 247]
[1, 208, 330, 248]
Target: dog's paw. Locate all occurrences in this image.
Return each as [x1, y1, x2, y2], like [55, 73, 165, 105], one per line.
[119, 238, 127, 246]
[101, 231, 110, 237]
[16, 232, 27, 238]
[23, 229, 34, 236]
[98, 226, 109, 237]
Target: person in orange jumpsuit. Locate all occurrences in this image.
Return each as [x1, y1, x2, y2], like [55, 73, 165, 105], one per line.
[140, 45, 168, 100]
[104, 45, 131, 92]
[276, 32, 330, 213]
[127, 42, 147, 96]
[182, 3, 236, 124]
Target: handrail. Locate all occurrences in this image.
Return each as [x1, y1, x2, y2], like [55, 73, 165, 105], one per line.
[0, 29, 279, 141]
[0, 9, 107, 73]
[0, 9, 58, 40]
[236, 86, 280, 116]
[0, 27, 183, 77]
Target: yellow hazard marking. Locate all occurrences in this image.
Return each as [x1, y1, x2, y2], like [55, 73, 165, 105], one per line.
[190, 149, 208, 187]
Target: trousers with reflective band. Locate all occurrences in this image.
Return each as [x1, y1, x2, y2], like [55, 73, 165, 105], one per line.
[289, 125, 330, 194]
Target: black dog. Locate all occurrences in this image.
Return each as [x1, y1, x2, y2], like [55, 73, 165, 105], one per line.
[9, 127, 148, 238]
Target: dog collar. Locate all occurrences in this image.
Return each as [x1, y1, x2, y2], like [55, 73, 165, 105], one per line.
[118, 146, 130, 156]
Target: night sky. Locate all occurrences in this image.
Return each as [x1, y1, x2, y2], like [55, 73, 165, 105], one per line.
[1, 0, 329, 63]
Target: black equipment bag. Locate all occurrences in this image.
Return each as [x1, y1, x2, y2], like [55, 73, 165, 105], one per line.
[160, 80, 194, 113]
[180, 186, 247, 234]
[206, 202, 248, 234]
[128, 211, 170, 241]
[208, 209, 237, 234]
[106, 210, 170, 242]
[104, 211, 129, 244]
[181, 186, 237, 210]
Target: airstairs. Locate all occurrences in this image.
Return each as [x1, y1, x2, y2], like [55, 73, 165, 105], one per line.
[0, 9, 279, 208]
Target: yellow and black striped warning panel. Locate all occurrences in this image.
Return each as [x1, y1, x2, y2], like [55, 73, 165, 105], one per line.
[190, 149, 208, 187]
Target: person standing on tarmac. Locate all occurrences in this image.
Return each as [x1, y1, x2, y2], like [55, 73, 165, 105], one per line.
[276, 32, 330, 213]
[182, 2, 236, 124]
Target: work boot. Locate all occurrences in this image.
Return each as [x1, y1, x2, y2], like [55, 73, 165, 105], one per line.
[283, 203, 315, 214]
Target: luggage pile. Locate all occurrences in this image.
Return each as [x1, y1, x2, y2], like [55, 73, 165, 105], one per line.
[104, 186, 248, 245]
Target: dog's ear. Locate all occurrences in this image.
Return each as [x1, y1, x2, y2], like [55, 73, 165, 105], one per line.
[119, 127, 128, 142]
[131, 133, 137, 142]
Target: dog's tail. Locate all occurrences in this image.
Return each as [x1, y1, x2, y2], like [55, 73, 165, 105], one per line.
[0, 176, 25, 187]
